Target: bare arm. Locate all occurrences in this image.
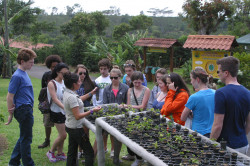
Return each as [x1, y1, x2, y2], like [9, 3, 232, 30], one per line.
[126, 88, 131, 105]
[245, 112, 250, 135]
[48, 81, 64, 110]
[181, 107, 192, 121]
[7, 92, 15, 112]
[80, 87, 98, 102]
[210, 113, 224, 140]
[72, 106, 101, 120]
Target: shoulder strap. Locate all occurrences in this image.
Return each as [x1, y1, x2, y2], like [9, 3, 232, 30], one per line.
[132, 87, 139, 106]
[51, 80, 57, 91]
[49, 80, 57, 106]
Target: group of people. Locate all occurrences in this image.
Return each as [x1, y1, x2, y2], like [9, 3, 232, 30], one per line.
[6, 47, 250, 166]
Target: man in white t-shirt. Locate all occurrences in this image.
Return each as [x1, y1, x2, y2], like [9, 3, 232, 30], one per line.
[92, 58, 112, 155]
[93, 58, 112, 106]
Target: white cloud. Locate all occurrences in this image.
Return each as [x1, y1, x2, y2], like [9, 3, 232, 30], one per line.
[30, 0, 185, 16]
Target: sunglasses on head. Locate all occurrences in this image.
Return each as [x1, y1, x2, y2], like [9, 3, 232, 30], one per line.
[79, 72, 87, 76]
[110, 77, 119, 80]
[123, 64, 135, 67]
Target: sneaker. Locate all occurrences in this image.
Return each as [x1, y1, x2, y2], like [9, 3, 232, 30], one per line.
[56, 153, 67, 161]
[105, 148, 108, 153]
[110, 150, 114, 158]
[46, 151, 57, 162]
[122, 154, 135, 161]
[131, 159, 143, 166]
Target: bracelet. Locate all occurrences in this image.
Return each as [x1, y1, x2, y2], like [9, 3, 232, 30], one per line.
[88, 93, 92, 97]
[90, 110, 94, 115]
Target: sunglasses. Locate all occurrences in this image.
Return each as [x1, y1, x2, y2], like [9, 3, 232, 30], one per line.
[123, 64, 135, 67]
[110, 77, 119, 80]
[79, 72, 87, 76]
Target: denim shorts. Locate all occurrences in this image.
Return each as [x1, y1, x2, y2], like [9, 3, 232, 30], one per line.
[50, 111, 65, 124]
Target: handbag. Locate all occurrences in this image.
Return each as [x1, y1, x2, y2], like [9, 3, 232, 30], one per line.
[38, 80, 57, 114]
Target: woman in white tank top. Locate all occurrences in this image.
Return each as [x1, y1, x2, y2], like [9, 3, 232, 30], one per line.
[46, 63, 69, 163]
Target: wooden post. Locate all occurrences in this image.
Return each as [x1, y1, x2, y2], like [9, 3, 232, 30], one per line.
[170, 47, 174, 72]
[143, 47, 147, 70]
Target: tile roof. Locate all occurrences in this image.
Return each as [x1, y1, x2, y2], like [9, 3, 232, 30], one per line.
[1, 37, 53, 49]
[134, 38, 181, 48]
[183, 35, 238, 51]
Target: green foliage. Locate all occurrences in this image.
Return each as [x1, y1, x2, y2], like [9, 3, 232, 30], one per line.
[181, 58, 192, 83]
[129, 14, 153, 31]
[30, 21, 55, 46]
[0, 0, 42, 36]
[228, 0, 250, 37]
[182, 0, 234, 35]
[234, 52, 250, 89]
[61, 11, 109, 37]
[112, 23, 131, 39]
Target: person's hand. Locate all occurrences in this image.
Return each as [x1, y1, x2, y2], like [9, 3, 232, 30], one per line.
[5, 115, 13, 125]
[125, 76, 131, 85]
[168, 82, 177, 91]
[91, 87, 98, 95]
[93, 106, 102, 112]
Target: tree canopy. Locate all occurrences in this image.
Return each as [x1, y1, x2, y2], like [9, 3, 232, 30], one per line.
[182, 0, 233, 35]
[129, 14, 153, 30]
[61, 11, 109, 37]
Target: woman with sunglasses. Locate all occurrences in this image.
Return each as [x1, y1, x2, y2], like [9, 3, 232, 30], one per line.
[46, 63, 69, 162]
[122, 60, 147, 87]
[103, 69, 129, 162]
[74, 64, 97, 107]
[181, 67, 215, 137]
[161, 73, 190, 126]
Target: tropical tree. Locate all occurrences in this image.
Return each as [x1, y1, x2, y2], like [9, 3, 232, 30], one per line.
[147, 7, 173, 17]
[129, 14, 153, 31]
[113, 23, 131, 39]
[228, 0, 250, 37]
[61, 11, 109, 37]
[0, 0, 41, 78]
[121, 30, 148, 71]
[182, 0, 233, 35]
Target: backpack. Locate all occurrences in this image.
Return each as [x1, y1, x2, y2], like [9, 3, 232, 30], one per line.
[38, 80, 57, 114]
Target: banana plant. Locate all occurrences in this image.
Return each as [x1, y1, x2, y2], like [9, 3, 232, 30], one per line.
[86, 37, 128, 69]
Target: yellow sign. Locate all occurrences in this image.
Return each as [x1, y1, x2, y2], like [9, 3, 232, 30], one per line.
[148, 47, 167, 53]
[192, 51, 231, 78]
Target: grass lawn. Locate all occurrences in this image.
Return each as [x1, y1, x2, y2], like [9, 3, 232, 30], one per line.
[0, 77, 132, 166]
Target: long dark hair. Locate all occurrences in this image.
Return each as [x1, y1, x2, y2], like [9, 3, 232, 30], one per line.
[167, 73, 190, 100]
[74, 64, 95, 94]
[51, 63, 69, 79]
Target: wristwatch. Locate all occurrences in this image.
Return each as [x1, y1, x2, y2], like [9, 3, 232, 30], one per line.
[88, 93, 92, 97]
[90, 110, 94, 114]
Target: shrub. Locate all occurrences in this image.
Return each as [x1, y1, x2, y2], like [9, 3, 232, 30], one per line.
[233, 52, 250, 89]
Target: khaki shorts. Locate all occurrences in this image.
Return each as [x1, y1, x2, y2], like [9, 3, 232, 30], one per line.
[43, 113, 54, 127]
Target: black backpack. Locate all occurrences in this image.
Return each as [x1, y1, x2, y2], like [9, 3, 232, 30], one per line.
[38, 80, 57, 114]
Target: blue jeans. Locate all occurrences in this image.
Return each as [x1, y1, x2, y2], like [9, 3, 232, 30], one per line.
[9, 105, 34, 166]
